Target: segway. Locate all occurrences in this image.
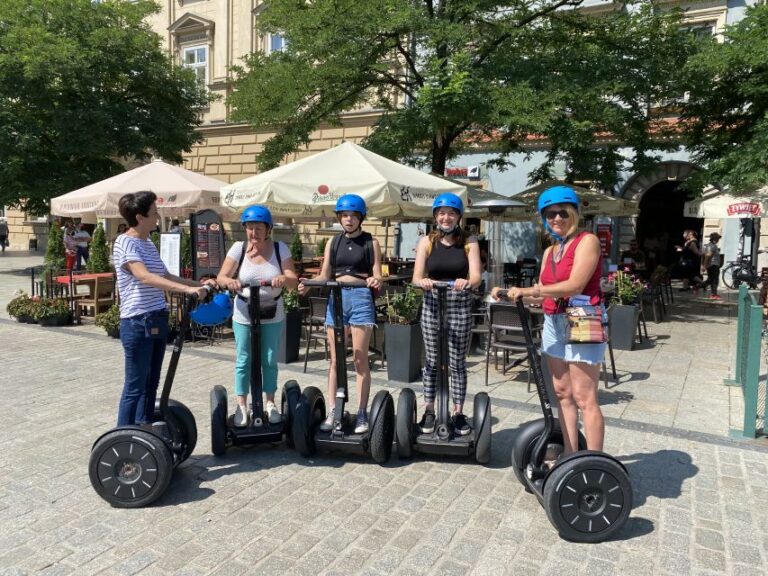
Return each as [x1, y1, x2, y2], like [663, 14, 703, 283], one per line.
[292, 279, 395, 464]
[210, 282, 301, 455]
[88, 291, 207, 508]
[395, 282, 492, 463]
[502, 292, 632, 542]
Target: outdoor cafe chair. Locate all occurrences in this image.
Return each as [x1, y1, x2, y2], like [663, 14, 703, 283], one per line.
[302, 296, 329, 373]
[485, 302, 533, 391]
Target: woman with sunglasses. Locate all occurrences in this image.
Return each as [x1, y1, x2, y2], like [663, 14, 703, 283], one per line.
[492, 185, 606, 456]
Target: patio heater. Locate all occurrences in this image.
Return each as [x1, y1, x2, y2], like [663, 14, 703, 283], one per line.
[471, 198, 526, 291]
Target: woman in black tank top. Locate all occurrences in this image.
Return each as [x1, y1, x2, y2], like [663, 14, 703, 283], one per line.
[298, 194, 382, 434]
[413, 193, 482, 436]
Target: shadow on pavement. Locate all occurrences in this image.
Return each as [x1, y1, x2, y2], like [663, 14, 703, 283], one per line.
[621, 449, 698, 508]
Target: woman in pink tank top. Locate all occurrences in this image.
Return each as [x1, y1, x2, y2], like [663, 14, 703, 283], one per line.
[492, 185, 606, 456]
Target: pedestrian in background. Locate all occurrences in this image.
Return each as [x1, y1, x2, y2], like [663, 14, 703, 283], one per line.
[73, 223, 92, 270]
[702, 232, 723, 300]
[0, 217, 9, 253]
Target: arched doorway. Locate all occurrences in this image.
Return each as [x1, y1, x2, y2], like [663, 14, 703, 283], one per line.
[637, 180, 702, 270]
[618, 161, 703, 268]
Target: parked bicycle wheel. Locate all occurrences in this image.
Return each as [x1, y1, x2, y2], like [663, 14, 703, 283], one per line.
[721, 262, 739, 290]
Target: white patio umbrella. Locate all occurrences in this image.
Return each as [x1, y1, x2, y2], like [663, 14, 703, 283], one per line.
[220, 141, 467, 218]
[499, 180, 640, 221]
[683, 186, 768, 218]
[50, 159, 233, 220]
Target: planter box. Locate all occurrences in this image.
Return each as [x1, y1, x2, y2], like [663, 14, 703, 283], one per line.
[278, 309, 303, 364]
[608, 304, 639, 351]
[37, 312, 73, 327]
[385, 323, 423, 383]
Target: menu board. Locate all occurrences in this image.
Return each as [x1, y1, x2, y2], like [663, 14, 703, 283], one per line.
[190, 209, 225, 280]
[159, 233, 181, 276]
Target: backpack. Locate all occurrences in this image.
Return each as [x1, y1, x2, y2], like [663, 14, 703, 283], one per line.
[235, 241, 283, 319]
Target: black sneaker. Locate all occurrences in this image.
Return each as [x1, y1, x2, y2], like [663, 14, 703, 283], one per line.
[419, 410, 436, 434]
[452, 413, 470, 436]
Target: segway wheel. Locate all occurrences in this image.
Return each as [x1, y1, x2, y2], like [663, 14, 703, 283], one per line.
[210, 385, 228, 456]
[369, 390, 394, 464]
[511, 418, 587, 492]
[543, 453, 633, 543]
[395, 388, 417, 459]
[89, 429, 173, 508]
[281, 380, 301, 448]
[166, 399, 198, 463]
[472, 392, 492, 464]
[293, 386, 325, 457]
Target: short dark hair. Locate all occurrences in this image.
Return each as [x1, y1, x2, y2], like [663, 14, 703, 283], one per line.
[119, 191, 157, 227]
[171, 218, 180, 226]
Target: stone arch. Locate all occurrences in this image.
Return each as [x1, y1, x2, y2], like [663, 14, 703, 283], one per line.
[614, 161, 702, 263]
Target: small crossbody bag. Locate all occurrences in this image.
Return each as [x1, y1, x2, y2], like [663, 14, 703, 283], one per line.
[550, 251, 607, 344]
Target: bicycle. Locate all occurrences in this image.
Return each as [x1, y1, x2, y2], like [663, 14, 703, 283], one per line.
[721, 250, 766, 289]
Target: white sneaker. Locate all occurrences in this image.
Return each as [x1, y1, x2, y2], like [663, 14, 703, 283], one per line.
[266, 401, 282, 424]
[234, 404, 249, 427]
[320, 409, 335, 432]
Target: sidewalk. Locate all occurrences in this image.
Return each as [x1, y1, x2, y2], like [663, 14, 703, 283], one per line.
[1, 251, 766, 575]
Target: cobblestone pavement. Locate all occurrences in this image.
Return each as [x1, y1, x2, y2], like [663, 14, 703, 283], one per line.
[1, 253, 767, 575]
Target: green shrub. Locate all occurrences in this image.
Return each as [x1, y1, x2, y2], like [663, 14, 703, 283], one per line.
[44, 222, 65, 273]
[6, 292, 37, 320]
[289, 232, 303, 262]
[95, 304, 121, 336]
[32, 297, 70, 321]
[283, 288, 300, 312]
[386, 286, 423, 325]
[87, 223, 111, 273]
[316, 237, 328, 257]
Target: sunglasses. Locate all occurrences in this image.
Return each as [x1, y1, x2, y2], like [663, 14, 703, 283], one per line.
[544, 209, 570, 220]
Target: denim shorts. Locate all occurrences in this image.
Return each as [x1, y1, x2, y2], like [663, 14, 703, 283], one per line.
[325, 286, 376, 327]
[541, 313, 607, 366]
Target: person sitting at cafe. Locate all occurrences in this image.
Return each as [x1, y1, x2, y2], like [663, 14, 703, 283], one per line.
[621, 239, 646, 273]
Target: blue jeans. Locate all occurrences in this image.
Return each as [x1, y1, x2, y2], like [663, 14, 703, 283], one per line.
[233, 319, 284, 396]
[117, 310, 169, 426]
[76, 246, 89, 270]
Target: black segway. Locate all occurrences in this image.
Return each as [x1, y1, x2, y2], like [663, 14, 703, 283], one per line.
[503, 293, 632, 542]
[395, 282, 492, 463]
[88, 292, 206, 508]
[292, 279, 394, 464]
[209, 282, 301, 455]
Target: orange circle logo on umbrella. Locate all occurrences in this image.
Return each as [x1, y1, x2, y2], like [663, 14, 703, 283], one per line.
[317, 185, 329, 195]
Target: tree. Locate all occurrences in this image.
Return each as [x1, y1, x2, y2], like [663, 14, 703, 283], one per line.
[681, 4, 768, 193]
[0, 0, 209, 214]
[86, 223, 110, 273]
[230, 1, 700, 190]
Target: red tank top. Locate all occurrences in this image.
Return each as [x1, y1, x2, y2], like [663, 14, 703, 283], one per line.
[539, 232, 603, 315]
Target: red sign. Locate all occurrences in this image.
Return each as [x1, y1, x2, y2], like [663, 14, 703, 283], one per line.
[445, 167, 468, 177]
[726, 202, 761, 216]
[596, 224, 612, 258]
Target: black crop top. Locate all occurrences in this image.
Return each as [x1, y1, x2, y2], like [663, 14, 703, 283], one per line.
[333, 232, 373, 278]
[426, 240, 469, 280]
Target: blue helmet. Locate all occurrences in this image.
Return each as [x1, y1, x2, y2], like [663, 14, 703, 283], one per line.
[537, 185, 580, 214]
[432, 193, 464, 216]
[240, 205, 273, 228]
[335, 194, 367, 216]
[190, 293, 233, 326]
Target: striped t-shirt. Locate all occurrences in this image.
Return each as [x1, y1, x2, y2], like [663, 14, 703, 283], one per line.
[114, 234, 169, 318]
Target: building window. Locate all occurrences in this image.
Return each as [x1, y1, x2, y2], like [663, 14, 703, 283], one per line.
[182, 45, 208, 87]
[266, 33, 287, 54]
[680, 22, 716, 40]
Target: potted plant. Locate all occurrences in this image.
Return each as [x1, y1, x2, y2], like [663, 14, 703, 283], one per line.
[607, 269, 645, 350]
[95, 304, 121, 338]
[6, 291, 38, 324]
[33, 297, 73, 327]
[384, 286, 424, 382]
[316, 237, 328, 258]
[278, 288, 303, 363]
[44, 222, 66, 276]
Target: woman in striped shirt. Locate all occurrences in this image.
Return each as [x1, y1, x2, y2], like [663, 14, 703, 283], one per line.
[113, 191, 215, 427]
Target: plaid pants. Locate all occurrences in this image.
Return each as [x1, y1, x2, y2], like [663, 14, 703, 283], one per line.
[420, 289, 473, 406]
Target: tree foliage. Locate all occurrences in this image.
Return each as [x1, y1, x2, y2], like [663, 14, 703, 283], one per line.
[681, 4, 768, 193]
[230, 0, 700, 190]
[0, 0, 209, 214]
[44, 223, 65, 273]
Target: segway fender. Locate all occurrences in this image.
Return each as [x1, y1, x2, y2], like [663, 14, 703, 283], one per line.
[90, 425, 154, 451]
[553, 450, 630, 475]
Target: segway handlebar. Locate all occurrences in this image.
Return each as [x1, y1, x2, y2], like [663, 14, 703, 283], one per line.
[301, 279, 366, 289]
[236, 281, 272, 299]
[410, 281, 477, 293]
